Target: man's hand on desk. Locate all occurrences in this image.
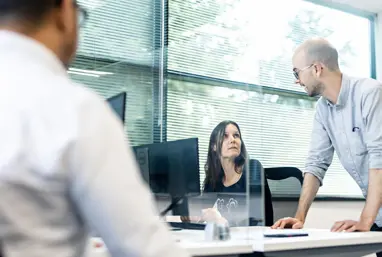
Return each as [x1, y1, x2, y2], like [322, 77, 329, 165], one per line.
[331, 219, 373, 232]
[271, 217, 304, 229]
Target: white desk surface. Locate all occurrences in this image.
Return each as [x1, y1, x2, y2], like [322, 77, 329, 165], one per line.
[172, 229, 253, 256]
[88, 226, 382, 256]
[173, 226, 382, 255]
[245, 227, 382, 252]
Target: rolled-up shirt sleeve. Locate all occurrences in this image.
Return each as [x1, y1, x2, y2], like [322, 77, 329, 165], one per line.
[304, 110, 334, 186]
[362, 86, 382, 169]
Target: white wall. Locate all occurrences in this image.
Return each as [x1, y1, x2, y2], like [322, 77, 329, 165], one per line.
[270, 199, 363, 228]
[305, 201, 372, 256]
[304, 201, 364, 228]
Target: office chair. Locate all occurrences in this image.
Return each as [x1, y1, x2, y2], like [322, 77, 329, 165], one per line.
[263, 174, 274, 226]
[248, 159, 274, 227]
[264, 167, 304, 222]
[265, 167, 304, 185]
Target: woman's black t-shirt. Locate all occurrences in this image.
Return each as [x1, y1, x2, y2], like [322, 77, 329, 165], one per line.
[203, 170, 273, 226]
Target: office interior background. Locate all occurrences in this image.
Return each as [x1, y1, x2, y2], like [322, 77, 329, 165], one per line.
[72, 0, 382, 228]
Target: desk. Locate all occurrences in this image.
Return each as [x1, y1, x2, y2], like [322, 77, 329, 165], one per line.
[87, 227, 382, 257]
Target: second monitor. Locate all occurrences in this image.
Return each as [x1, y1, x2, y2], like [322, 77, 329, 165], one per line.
[106, 92, 126, 124]
[132, 138, 201, 199]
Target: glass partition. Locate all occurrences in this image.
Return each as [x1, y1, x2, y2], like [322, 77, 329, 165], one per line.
[73, 0, 164, 147]
[73, 0, 375, 251]
[168, 0, 374, 200]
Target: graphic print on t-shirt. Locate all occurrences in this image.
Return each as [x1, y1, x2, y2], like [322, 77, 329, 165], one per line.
[214, 194, 247, 226]
[215, 197, 239, 215]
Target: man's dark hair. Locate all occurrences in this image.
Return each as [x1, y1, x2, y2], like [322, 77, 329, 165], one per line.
[0, 0, 62, 24]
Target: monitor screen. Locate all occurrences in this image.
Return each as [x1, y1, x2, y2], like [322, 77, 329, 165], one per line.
[132, 138, 201, 198]
[106, 92, 126, 124]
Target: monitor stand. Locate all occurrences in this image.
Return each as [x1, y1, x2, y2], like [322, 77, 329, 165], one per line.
[171, 196, 189, 216]
[160, 196, 189, 231]
[160, 196, 189, 217]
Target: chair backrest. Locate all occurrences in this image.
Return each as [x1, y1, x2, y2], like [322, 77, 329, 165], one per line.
[264, 167, 303, 222]
[265, 167, 303, 185]
[248, 159, 274, 226]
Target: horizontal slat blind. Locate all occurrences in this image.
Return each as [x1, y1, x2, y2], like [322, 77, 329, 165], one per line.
[168, 0, 371, 92]
[167, 0, 371, 197]
[69, 0, 158, 146]
[78, 0, 155, 66]
[166, 79, 362, 197]
[69, 58, 155, 147]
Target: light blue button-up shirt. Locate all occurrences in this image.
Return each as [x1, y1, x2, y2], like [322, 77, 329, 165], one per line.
[305, 74, 382, 226]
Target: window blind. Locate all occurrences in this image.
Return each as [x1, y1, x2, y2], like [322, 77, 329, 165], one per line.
[69, 0, 160, 146]
[77, 0, 155, 66]
[167, 0, 372, 197]
[69, 59, 155, 146]
[166, 78, 363, 197]
[168, 0, 371, 90]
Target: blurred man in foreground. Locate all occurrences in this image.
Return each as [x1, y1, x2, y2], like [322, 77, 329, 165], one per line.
[0, 1, 190, 257]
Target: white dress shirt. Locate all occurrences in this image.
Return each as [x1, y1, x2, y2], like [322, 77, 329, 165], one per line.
[0, 31, 190, 257]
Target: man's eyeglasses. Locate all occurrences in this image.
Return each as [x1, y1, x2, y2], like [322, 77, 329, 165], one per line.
[77, 6, 88, 27]
[55, 0, 89, 27]
[293, 64, 314, 80]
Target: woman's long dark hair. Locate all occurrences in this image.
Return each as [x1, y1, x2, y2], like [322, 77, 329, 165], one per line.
[203, 120, 248, 191]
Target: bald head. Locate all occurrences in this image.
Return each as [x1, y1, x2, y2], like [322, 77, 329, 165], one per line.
[294, 38, 339, 71]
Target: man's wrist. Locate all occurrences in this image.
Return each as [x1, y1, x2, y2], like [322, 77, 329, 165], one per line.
[360, 204, 378, 227]
[360, 215, 375, 227]
[294, 214, 305, 223]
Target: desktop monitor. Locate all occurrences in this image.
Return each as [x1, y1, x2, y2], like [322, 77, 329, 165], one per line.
[132, 138, 201, 199]
[106, 92, 126, 124]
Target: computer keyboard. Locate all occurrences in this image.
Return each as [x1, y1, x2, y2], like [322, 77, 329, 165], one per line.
[168, 222, 206, 230]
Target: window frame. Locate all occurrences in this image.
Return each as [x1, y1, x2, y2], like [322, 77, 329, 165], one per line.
[153, 0, 169, 143]
[72, 0, 167, 145]
[164, 0, 377, 200]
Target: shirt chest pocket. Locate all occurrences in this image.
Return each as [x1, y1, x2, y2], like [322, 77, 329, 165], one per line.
[349, 130, 367, 156]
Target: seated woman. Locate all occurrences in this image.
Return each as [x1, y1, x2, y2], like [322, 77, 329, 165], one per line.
[201, 120, 273, 226]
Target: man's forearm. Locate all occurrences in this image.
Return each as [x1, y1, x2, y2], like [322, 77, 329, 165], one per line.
[295, 173, 320, 223]
[360, 169, 382, 225]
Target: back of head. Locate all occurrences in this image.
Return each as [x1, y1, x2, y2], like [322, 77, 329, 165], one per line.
[0, 0, 59, 27]
[296, 38, 340, 71]
[0, 0, 82, 66]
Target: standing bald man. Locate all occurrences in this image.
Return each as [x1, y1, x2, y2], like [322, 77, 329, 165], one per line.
[272, 38, 382, 254]
[0, 1, 191, 257]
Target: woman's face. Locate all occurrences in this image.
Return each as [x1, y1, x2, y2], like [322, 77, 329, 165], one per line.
[220, 124, 242, 159]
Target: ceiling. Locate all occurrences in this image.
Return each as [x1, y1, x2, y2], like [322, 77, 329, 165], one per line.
[324, 0, 382, 13]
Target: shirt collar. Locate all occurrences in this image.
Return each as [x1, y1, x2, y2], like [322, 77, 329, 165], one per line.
[326, 73, 350, 107]
[0, 30, 67, 76]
